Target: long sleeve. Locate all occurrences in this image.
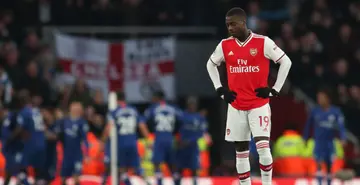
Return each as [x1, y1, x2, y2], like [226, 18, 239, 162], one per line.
[206, 60, 222, 89]
[81, 121, 90, 153]
[206, 41, 225, 90]
[264, 36, 292, 92]
[303, 110, 314, 140]
[272, 55, 292, 92]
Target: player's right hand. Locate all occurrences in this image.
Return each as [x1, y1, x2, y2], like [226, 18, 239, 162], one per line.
[216, 87, 237, 104]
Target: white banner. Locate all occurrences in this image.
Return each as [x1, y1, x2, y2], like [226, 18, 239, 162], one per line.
[55, 33, 176, 102]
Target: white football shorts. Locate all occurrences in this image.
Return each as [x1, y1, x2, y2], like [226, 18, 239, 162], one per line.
[225, 103, 271, 141]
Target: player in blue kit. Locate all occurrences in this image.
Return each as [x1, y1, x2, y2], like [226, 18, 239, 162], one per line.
[42, 108, 60, 183]
[144, 91, 183, 185]
[303, 88, 346, 185]
[176, 97, 211, 185]
[59, 102, 89, 185]
[16, 90, 47, 185]
[102, 92, 150, 185]
[1, 109, 27, 185]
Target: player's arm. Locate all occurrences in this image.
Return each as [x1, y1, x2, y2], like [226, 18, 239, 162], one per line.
[101, 113, 113, 143]
[206, 41, 224, 90]
[174, 107, 184, 134]
[303, 109, 314, 141]
[201, 117, 212, 145]
[44, 128, 57, 141]
[138, 115, 150, 138]
[264, 37, 292, 94]
[336, 109, 346, 143]
[7, 114, 26, 143]
[81, 121, 90, 154]
[44, 120, 61, 141]
[143, 107, 153, 122]
[206, 41, 237, 103]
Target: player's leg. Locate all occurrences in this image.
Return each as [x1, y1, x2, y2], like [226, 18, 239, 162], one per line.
[15, 151, 30, 185]
[174, 146, 188, 185]
[33, 149, 48, 185]
[134, 148, 151, 185]
[169, 144, 181, 185]
[72, 160, 83, 185]
[44, 147, 57, 184]
[60, 157, 73, 185]
[118, 147, 131, 185]
[315, 154, 324, 185]
[4, 151, 14, 185]
[248, 103, 273, 185]
[4, 173, 11, 185]
[102, 143, 111, 185]
[102, 164, 110, 185]
[226, 105, 252, 185]
[324, 152, 335, 185]
[152, 143, 165, 185]
[190, 145, 201, 185]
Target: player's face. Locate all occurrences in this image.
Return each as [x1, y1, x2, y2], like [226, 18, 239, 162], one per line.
[317, 92, 330, 107]
[70, 102, 84, 117]
[187, 102, 198, 112]
[226, 16, 246, 38]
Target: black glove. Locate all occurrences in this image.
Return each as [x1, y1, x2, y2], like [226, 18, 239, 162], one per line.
[255, 87, 279, 98]
[216, 87, 237, 103]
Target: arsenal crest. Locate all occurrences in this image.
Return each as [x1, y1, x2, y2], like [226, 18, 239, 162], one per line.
[250, 48, 257, 56]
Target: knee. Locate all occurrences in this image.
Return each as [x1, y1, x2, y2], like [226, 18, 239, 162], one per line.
[234, 141, 250, 152]
[255, 140, 272, 158]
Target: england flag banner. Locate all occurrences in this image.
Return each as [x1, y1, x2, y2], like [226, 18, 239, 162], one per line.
[55, 33, 176, 102]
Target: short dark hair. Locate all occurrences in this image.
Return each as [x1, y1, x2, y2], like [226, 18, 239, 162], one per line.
[17, 89, 31, 105]
[226, 7, 247, 18]
[116, 91, 125, 101]
[317, 86, 333, 99]
[153, 91, 165, 99]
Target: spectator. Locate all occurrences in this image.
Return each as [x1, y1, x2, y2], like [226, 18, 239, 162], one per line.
[247, 1, 260, 31]
[0, 64, 12, 106]
[330, 24, 357, 60]
[20, 61, 51, 106]
[2, 46, 21, 88]
[20, 31, 41, 65]
[93, 89, 106, 116]
[331, 58, 351, 87]
[120, 0, 147, 25]
[68, 79, 93, 108]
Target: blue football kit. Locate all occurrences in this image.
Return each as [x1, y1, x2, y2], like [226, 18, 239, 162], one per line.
[177, 111, 207, 170]
[17, 106, 47, 170]
[1, 111, 25, 173]
[59, 117, 89, 177]
[144, 102, 183, 165]
[105, 104, 144, 168]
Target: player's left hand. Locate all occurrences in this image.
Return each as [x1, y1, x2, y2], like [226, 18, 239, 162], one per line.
[255, 87, 279, 98]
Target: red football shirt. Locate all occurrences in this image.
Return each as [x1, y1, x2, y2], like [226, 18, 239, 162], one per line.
[209, 32, 285, 110]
